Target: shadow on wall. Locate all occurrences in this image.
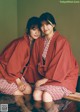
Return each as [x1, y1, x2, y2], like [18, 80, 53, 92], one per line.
[76, 76, 80, 92]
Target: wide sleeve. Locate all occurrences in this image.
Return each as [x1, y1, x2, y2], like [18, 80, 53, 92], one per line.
[45, 40, 79, 83]
[0, 39, 29, 82]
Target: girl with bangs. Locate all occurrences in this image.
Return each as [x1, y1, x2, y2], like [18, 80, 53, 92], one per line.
[25, 12, 79, 112]
[0, 16, 41, 112]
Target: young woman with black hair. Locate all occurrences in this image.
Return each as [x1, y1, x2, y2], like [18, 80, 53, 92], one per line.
[25, 12, 79, 112]
[0, 16, 41, 112]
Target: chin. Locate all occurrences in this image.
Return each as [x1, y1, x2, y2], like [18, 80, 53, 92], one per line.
[35, 37, 39, 39]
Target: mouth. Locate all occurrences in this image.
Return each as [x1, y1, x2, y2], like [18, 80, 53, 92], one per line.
[34, 35, 39, 38]
[44, 30, 48, 33]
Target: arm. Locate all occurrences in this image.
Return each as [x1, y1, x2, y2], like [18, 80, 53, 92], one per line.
[45, 40, 78, 83]
[24, 39, 42, 83]
[35, 78, 48, 88]
[0, 38, 29, 83]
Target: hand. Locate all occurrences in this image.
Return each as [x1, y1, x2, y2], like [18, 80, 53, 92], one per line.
[16, 78, 26, 92]
[35, 80, 42, 88]
[18, 83, 26, 92]
[35, 78, 48, 88]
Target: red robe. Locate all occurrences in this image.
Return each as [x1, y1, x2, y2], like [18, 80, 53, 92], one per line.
[24, 31, 79, 93]
[0, 34, 30, 83]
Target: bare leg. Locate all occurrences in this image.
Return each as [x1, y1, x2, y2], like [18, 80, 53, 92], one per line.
[33, 89, 43, 109]
[13, 90, 31, 112]
[43, 92, 59, 112]
[24, 94, 33, 110]
[44, 103, 59, 112]
[23, 83, 33, 110]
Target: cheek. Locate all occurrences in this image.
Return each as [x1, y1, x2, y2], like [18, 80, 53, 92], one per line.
[38, 31, 41, 36]
[30, 32, 34, 38]
[41, 27, 44, 32]
[30, 31, 34, 35]
[49, 25, 53, 30]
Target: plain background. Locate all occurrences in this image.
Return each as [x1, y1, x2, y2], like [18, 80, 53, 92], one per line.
[0, 0, 80, 72]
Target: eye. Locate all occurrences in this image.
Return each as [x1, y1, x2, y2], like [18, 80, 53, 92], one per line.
[32, 28, 36, 30]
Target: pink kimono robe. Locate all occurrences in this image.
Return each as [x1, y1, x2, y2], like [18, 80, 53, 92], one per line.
[24, 31, 79, 93]
[0, 34, 30, 83]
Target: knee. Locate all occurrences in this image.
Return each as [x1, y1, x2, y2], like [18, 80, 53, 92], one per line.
[33, 89, 42, 101]
[13, 90, 23, 96]
[24, 84, 32, 94]
[43, 92, 53, 102]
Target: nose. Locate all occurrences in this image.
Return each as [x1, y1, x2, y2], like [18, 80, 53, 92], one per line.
[35, 29, 40, 34]
[43, 24, 47, 30]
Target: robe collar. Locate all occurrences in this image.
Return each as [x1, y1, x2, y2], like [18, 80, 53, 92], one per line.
[23, 33, 30, 46]
[45, 31, 60, 67]
[38, 31, 60, 76]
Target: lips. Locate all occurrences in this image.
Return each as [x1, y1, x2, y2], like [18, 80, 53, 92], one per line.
[44, 30, 48, 33]
[34, 35, 39, 37]
[34, 35, 38, 37]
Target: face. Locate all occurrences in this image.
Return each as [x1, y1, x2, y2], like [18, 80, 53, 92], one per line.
[41, 21, 55, 36]
[30, 26, 41, 40]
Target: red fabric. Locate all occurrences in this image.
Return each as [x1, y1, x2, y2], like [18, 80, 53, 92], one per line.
[24, 31, 79, 93]
[0, 34, 30, 83]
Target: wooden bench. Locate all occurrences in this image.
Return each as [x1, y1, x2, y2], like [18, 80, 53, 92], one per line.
[64, 76, 80, 102]
[64, 92, 80, 102]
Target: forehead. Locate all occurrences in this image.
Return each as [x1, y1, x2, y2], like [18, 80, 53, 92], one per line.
[30, 25, 39, 29]
[41, 20, 49, 25]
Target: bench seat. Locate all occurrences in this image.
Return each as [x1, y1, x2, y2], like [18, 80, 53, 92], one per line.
[64, 92, 80, 102]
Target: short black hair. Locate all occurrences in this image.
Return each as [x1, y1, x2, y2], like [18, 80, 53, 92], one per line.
[26, 17, 40, 35]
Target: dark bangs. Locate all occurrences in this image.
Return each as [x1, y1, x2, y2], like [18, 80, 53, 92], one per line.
[40, 12, 56, 25]
[26, 17, 40, 34]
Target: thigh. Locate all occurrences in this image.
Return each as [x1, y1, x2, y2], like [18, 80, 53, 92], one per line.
[37, 85, 71, 100]
[0, 78, 18, 95]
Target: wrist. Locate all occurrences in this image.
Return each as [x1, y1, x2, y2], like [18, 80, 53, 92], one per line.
[16, 78, 22, 86]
